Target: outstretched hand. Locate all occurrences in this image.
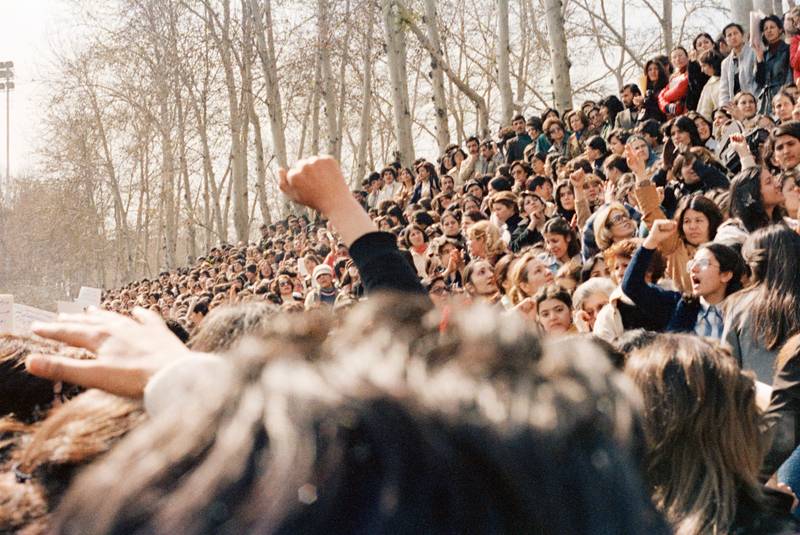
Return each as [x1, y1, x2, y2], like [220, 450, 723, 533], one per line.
[625, 144, 647, 179]
[25, 307, 191, 398]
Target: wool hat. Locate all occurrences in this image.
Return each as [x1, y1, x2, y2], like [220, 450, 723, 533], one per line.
[312, 264, 334, 281]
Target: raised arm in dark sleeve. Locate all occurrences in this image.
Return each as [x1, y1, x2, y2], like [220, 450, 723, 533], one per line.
[349, 231, 428, 297]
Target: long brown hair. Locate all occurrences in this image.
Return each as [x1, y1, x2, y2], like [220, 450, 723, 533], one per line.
[738, 225, 800, 350]
[625, 335, 764, 535]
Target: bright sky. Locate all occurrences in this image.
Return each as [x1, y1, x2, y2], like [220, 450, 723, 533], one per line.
[0, 0, 74, 178]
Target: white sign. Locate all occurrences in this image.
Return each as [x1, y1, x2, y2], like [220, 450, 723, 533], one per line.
[57, 300, 88, 315]
[13, 304, 56, 335]
[76, 286, 103, 308]
[0, 295, 13, 334]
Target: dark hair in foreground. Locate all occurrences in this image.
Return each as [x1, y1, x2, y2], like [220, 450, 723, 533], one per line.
[50, 295, 669, 535]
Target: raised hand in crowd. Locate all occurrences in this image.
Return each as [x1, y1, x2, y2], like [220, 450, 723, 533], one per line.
[643, 219, 677, 250]
[26, 307, 192, 398]
[279, 155, 377, 246]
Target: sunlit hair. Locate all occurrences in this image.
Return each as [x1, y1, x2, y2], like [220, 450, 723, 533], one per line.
[625, 335, 765, 535]
[466, 220, 507, 262]
[188, 302, 279, 352]
[508, 250, 548, 305]
[50, 295, 668, 535]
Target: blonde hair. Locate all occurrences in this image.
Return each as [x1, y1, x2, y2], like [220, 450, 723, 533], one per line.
[508, 250, 547, 305]
[593, 202, 628, 251]
[467, 220, 507, 263]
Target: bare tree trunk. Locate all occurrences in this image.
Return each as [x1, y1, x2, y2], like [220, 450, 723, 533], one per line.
[422, 0, 451, 151]
[318, 0, 341, 159]
[175, 87, 197, 261]
[662, 0, 672, 53]
[496, 0, 514, 126]
[248, 0, 288, 170]
[354, 8, 374, 183]
[542, 0, 573, 112]
[400, 2, 489, 138]
[753, 0, 773, 13]
[382, 0, 415, 167]
[336, 0, 352, 160]
[311, 56, 322, 155]
[730, 0, 753, 26]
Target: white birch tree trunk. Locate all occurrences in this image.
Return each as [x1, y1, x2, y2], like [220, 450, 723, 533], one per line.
[543, 0, 573, 112]
[318, 0, 341, 159]
[354, 9, 374, 183]
[248, 0, 288, 170]
[382, 0, 415, 167]
[662, 0, 672, 54]
[730, 0, 753, 27]
[423, 0, 451, 151]
[497, 0, 514, 126]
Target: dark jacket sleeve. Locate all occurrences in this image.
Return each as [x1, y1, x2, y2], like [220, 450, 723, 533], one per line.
[761, 351, 800, 479]
[348, 231, 428, 297]
[510, 223, 543, 253]
[695, 160, 730, 190]
[621, 246, 681, 322]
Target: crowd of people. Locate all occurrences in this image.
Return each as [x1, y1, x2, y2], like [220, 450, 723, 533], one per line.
[5, 9, 800, 535]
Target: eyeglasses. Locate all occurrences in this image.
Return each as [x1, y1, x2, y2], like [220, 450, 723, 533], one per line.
[279, 280, 292, 287]
[686, 258, 720, 272]
[607, 211, 630, 227]
[548, 127, 562, 134]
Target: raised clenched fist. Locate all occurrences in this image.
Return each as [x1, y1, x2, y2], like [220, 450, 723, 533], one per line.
[279, 155, 351, 215]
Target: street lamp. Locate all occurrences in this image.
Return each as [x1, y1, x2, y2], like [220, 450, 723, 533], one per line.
[0, 61, 14, 201]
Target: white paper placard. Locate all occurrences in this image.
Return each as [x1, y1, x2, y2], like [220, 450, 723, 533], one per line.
[57, 300, 89, 314]
[76, 286, 102, 308]
[13, 304, 56, 335]
[0, 295, 13, 334]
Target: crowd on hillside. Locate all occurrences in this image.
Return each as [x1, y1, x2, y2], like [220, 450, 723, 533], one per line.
[5, 9, 800, 535]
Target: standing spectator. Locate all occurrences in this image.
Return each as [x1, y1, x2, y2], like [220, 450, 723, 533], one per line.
[658, 47, 691, 116]
[686, 33, 716, 111]
[505, 114, 532, 163]
[304, 264, 340, 310]
[477, 139, 504, 177]
[754, 15, 792, 116]
[719, 23, 757, 106]
[788, 6, 800, 83]
[378, 167, 402, 203]
[696, 49, 723, 122]
[642, 59, 669, 122]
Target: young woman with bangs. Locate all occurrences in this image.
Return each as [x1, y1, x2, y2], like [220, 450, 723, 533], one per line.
[507, 249, 555, 308]
[621, 220, 744, 339]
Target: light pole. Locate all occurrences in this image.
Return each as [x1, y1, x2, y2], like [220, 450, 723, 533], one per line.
[0, 61, 14, 202]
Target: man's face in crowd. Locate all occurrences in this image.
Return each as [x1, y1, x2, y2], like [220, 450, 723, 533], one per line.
[725, 26, 743, 50]
[620, 88, 634, 108]
[534, 181, 553, 201]
[276, 223, 286, 234]
[466, 139, 479, 155]
[480, 144, 494, 160]
[774, 134, 800, 170]
[512, 118, 525, 135]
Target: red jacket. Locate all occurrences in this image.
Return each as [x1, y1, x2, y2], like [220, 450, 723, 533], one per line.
[658, 71, 689, 116]
[790, 35, 800, 83]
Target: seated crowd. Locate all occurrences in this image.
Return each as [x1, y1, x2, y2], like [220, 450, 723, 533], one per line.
[5, 12, 800, 534]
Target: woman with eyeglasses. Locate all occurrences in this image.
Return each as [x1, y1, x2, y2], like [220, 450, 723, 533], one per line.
[621, 220, 745, 340]
[542, 117, 569, 158]
[593, 202, 637, 252]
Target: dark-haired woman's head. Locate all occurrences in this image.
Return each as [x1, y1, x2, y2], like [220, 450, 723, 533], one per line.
[675, 194, 724, 246]
[729, 166, 786, 233]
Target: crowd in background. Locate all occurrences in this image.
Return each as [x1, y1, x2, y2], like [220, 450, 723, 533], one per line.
[6, 8, 800, 535]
